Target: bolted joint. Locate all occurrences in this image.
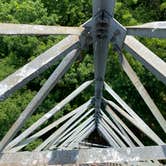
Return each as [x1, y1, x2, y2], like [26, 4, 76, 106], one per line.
[93, 10, 111, 39]
[79, 27, 93, 50]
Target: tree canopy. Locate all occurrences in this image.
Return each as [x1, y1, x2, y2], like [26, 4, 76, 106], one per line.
[0, 0, 165, 149]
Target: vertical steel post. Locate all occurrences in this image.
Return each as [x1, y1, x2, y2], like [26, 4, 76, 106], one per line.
[92, 0, 115, 127]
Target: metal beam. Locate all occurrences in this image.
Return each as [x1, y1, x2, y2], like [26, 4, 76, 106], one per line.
[105, 105, 143, 147]
[99, 118, 126, 147]
[0, 49, 80, 153]
[92, 0, 115, 127]
[100, 110, 133, 147]
[8, 107, 87, 152]
[126, 21, 166, 38]
[0, 23, 84, 35]
[68, 122, 95, 148]
[117, 51, 166, 133]
[50, 109, 94, 148]
[1, 145, 166, 165]
[35, 99, 92, 151]
[98, 124, 119, 147]
[124, 36, 166, 85]
[54, 116, 95, 148]
[5, 80, 93, 151]
[105, 99, 164, 145]
[0, 35, 79, 100]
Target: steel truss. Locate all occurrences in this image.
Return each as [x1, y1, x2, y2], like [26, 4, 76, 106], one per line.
[0, 0, 166, 165]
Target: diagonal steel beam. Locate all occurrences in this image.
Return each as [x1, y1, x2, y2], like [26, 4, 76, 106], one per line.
[50, 109, 94, 148]
[98, 123, 119, 147]
[126, 21, 166, 38]
[53, 115, 95, 149]
[105, 99, 164, 145]
[8, 107, 87, 152]
[5, 80, 93, 151]
[0, 49, 80, 153]
[105, 105, 143, 147]
[124, 36, 166, 85]
[35, 99, 92, 151]
[117, 51, 166, 133]
[100, 110, 133, 147]
[0, 35, 79, 100]
[67, 121, 95, 148]
[0, 23, 84, 35]
[99, 117, 126, 147]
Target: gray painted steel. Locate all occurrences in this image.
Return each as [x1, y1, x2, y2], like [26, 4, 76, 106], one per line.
[35, 99, 92, 151]
[126, 21, 166, 38]
[8, 108, 91, 152]
[0, 49, 80, 153]
[105, 105, 143, 147]
[92, 0, 115, 126]
[68, 122, 95, 148]
[0, 23, 84, 35]
[118, 51, 166, 133]
[50, 109, 94, 148]
[124, 36, 166, 85]
[0, 35, 79, 100]
[100, 118, 126, 147]
[1, 145, 166, 165]
[101, 111, 133, 147]
[106, 99, 164, 145]
[53, 116, 95, 148]
[0, 0, 165, 165]
[5, 80, 93, 151]
[98, 124, 119, 147]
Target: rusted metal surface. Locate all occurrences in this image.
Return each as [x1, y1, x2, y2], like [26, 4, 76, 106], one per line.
[0, 23, 84, 35]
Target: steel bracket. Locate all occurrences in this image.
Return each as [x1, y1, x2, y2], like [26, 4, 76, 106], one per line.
[110, 18, 127, 49]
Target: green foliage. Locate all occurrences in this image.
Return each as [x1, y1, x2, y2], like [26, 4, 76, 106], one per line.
[0, 0, 165, 150]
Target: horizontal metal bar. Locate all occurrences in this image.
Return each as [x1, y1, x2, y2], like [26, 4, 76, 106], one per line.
[5, 81, 93, 151]
[0, 49, 80, 153]
[124, 36, 166, 85]
[1, 145, 166, 165]
[0, 23, 84, 35]
[126, 21, 166, 38]
[0, 35, 79, 100]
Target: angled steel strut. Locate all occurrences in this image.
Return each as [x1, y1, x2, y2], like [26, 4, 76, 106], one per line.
[0, 0, 166, 165]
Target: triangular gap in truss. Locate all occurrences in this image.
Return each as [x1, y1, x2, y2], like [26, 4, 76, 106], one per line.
[104, 104, 155, 146]
[3, 80, 94, 152]
[117, 51, 166, 134]
[83, 128, 110, 147]
[103, 83, 165, 145]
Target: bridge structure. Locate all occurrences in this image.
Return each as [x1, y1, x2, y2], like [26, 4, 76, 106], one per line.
[0, 0, 166, 165]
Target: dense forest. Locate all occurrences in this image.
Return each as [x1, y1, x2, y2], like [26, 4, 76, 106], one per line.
[0, 0, 165, 150]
